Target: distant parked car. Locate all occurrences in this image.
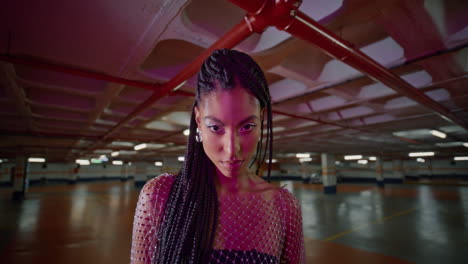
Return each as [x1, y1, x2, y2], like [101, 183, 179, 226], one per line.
[302, 171, 322, 184]
[302, 172, 342, 184]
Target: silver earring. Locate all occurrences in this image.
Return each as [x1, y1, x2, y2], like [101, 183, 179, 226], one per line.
[196, 128, 202, 142]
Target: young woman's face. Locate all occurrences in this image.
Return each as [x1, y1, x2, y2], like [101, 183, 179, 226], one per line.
[195, 85, 262, 178]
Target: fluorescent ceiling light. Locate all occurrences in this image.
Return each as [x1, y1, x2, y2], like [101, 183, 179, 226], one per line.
[416, 158, 425, 163]
[99, 155, 108, 162]
[178, 156, 185, 162]
[299, 157, 312, 163]
[369, 156, 377, 161]
[112, 160, 123, 165]
[358, 160, 368, 164]
[155, 161, 163, 166]
[409, 152, 434, 157]
[454, 157, 468, 161]
[91, 158, 102, 164]
[267, 159, 277, 163]
[344, 155, 362, 160]
[464, 143, 468, 148]
[111, 151, 119, 157]
[430, 130, 446, 139]
[173, 80, 187, 91]
[28, 157, 46, 163]
[296, 153, 310, 158]
[183, 129, 190, 136]
[134, 143, 147, 151]
[76, 159, 90, 165]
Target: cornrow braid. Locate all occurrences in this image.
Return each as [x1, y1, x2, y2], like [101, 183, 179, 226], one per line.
[155, 48, 273, 263]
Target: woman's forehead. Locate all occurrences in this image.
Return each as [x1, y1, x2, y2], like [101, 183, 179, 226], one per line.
[198, 87, 261, 121]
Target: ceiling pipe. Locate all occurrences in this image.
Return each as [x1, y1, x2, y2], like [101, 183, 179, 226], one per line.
[228, 0, 468, 130]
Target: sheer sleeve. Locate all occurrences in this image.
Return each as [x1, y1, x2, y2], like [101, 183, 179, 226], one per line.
[279, 189, 305, 264]
[130, 174, 174, 264]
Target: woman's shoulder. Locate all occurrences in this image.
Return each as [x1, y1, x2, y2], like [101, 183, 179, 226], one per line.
[276, 187, 301, 212]
[139, 173, 176, 201]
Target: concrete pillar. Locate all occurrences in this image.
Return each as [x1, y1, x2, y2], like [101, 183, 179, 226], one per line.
[120, 164, 128, 182]
[68, 163, 79, 184]
[393, 159, 404, 183]
[376, 157, 384, 187]
[321, 153, 337, 194]
[134, 162, 147, 187]
[12, 156, 29, 200]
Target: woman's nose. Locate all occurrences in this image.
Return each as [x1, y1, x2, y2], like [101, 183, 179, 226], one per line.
[224, 131, 240, 157]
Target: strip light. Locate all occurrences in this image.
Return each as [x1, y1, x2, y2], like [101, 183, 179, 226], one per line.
[463, 143, 468, 148]
[112, 160, 123, 165]
[296, 153, 310, 158]
[454, 157, 468, 161]
[409, 152, 435, 157]
[76, 159, 90, 165]
[134, 143, 147, 151]
[155, 161, 163, 166]
[417, 158, 425, 163]
[28, 157, 46, 163]
[183, 129, 190, 136]
[267, 159, 277, 163]
[344, 155, 362, 160]
[178, 156, 185, 162]
[91, 158, 102, 164]
[369, 156, 377, 161]
[111, 151, 119, 157]
[99, 155, 108, 162]
[358, 160, 368, 164]
[299, 157, 312, 163]
[430, 130, 446, 139]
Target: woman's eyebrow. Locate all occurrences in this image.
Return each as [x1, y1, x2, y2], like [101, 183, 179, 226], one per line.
[204, 115, 258, 125]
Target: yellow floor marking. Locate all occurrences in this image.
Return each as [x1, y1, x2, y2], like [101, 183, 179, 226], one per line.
[324, 208, 416, 241]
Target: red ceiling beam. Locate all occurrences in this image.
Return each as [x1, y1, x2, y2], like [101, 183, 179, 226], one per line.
[228, 0, 468, 130]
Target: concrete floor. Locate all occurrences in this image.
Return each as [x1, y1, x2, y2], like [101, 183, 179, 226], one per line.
[1, 181, 467, 263]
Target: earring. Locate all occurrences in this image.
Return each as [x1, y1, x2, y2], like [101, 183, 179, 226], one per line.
[196, 127, 203, 142]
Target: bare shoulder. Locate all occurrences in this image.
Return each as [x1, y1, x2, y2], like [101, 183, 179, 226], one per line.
[139, 173, 176, 201]
[276, 188, 301, 211]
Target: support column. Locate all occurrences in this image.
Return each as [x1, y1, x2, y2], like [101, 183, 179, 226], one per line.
[321, 153, 337, 194]
[68, 163, 79, 184]
[134, 162, 148, 187]
[376, 157, 385, 187]
[393, 159, 404, 184]
[12, 156, 28, 200]
[120, 164, 128, 182]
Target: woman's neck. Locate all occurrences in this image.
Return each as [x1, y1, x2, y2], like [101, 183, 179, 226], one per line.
[214, 167, 257, 195]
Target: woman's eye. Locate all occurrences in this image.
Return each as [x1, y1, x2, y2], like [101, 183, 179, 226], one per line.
[240, 123, 256, 132]
[208, 125, 223, 133]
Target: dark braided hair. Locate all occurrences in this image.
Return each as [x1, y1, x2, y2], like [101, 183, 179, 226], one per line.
[154, 48, 273, 263]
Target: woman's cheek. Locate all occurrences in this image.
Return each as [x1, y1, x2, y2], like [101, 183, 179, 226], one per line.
[243, 134, 259, 153]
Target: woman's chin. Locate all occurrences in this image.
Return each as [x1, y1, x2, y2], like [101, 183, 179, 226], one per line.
[216, 166, 242, 178]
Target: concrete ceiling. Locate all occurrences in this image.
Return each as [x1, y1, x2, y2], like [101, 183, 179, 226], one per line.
[0, 0, 467, 163]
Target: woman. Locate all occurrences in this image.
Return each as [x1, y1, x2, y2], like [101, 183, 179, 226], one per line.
[131, 49, 305, 263]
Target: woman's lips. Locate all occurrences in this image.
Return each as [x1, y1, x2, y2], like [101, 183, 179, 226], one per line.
[221, 160, 243, 170]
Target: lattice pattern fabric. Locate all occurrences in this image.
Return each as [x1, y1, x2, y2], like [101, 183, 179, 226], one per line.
[131, 174, 305, 263]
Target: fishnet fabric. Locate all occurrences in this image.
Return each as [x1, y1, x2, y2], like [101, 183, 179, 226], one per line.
[131, 174, 305, 263]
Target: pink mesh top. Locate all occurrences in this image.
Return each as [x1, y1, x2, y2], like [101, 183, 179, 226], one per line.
[131, 173, 305, 263]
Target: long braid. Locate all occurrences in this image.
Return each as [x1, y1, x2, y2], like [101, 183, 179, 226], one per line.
[155, 48, 273, 263]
